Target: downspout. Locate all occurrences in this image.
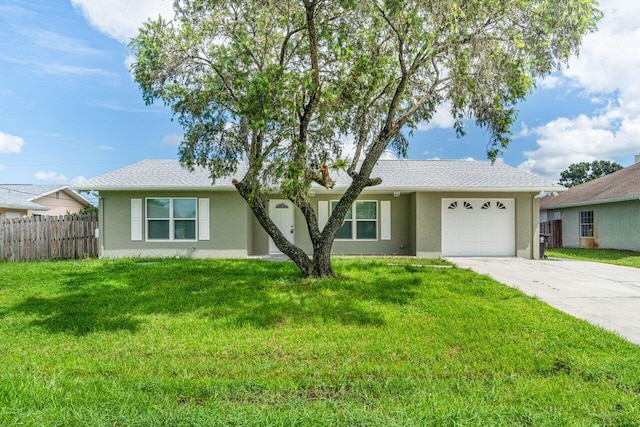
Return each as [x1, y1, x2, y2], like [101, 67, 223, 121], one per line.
[533, 193, 541, 259]
[98, 193, 104, 258]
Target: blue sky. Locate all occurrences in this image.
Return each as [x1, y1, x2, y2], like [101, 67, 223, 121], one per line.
[1, 0, 639, 186]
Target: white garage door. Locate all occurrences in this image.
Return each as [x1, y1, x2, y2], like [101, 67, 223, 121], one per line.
[441, 198, 515, 257]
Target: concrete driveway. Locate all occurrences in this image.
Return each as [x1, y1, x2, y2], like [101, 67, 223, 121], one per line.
[449, 257, 640, 346]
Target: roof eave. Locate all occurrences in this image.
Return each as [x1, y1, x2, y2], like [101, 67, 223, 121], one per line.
[73, 185, 238, 192]
[544, 195, 640, 210]
[0, 202, 50, 211]
[76, 185, 560, 193]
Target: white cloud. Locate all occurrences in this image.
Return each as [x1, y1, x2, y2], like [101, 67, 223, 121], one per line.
[161, 133, 183, 146]
[124, 53, 136, 77]
[520, 1, 640, 180]
[0, 164, 6, 170]
[34, 171, 68, 183]
[96, 145, 115, 151]
[538, 74, 564, 90]
[20, 29, 102, 55]
[0, 130, 24, 154]
[71, 0, 175, 43]
[519, 112, 640, 180]
[40, 63, 114, 77]
[380, 150, 399, 160]
[416, 102, 456, 131]
[70, 176, 90, 186]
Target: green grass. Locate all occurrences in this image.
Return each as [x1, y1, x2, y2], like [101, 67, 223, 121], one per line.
[546, 248, 640, 268]
[1, 257, 639, 426]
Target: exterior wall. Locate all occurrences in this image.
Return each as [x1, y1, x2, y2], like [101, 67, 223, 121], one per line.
[99, 189, 541, 259]
[29, 191, 87, 216]
[249, 193, 413, 256]
[554, 200, 640, 251]
[325, 193, 413, 256]
[99, 190, 249, 258]
[415, 191, 540, 259]
[0, 208, 27, 218]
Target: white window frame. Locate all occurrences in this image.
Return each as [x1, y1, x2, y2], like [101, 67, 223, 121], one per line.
[331, 200, 378, 241]
[579, 210, 594, 238]
[145, 197, 198, 242]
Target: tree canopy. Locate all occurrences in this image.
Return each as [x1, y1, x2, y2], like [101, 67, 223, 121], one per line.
[131, 0, 601, 277]
[559, 160, 623, 188]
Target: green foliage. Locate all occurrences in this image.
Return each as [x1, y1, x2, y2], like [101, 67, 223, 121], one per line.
[1, 257, 639, 425]
[131, 0, 601, 180]
[78, 204, 98, 215]
[130, 0, 601, 275]
[559, 160, 624, 188]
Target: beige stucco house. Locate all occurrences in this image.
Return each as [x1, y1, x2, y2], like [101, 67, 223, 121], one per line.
[0, 185, 93, 219]
[77, 159, 561, 260]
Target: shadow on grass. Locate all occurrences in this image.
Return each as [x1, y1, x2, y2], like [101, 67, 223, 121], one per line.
[4, 258, 423, 335]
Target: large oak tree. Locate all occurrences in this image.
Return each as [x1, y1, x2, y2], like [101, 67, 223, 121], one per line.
[131, 0, 600, 277]
[559, 160, 623, 188]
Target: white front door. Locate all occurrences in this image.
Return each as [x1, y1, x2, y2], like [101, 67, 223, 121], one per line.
[269, 199, 295, 254]
[441, 198, 515, 257]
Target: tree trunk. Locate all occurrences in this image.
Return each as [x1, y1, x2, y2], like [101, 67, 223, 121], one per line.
[311, 240, 335, 278]
[234, 178, 313, 276]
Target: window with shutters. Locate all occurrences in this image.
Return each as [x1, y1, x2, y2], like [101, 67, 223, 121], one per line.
[330, 200, 378, 240]
[146, 198, 197, 241]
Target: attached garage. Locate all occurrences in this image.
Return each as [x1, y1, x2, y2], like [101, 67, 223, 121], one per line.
[441, 198, 515, 257]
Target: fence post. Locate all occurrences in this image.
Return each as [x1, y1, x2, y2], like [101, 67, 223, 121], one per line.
[0, 218, 5, 261]
[0, 213, 99, 262]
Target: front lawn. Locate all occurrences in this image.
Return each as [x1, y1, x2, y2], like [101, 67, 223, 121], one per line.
[546, 247, 640, 269]
[1, 258, 638, 426]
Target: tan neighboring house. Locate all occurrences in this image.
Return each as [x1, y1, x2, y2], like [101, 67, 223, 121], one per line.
[0, 185, 93, 219]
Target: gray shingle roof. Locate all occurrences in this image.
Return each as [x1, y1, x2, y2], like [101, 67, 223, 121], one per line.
[76, 159, 561, 192]
[0, 185, 92, 210]
[540, 162, 640, 209]
[0, 185, 57, 210]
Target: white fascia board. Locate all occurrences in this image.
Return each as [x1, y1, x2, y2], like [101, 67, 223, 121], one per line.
[72, 186, 238, 192]
[314, 186, 565, 194]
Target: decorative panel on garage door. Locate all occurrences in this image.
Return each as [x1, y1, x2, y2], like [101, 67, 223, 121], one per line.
[441, 198, 515, 256]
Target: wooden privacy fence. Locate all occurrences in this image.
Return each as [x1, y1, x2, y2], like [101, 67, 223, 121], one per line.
[540, 219, 562, 249]
[0, 213, 99, 262]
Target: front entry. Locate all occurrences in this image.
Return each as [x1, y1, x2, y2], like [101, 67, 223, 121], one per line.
[269, 199, 295, 254]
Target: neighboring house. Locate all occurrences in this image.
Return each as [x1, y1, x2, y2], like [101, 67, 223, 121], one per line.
[76, 159, 562, 260]
[0, 185, 93, 219]
[540, 156, 640, 251]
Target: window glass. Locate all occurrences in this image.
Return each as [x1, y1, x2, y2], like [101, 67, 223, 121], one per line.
[148, 220, 170, 239]
[174, 220, 196, 240]
[174, 199, 196, 219]
[336, 221, 353, 239]
[355, 201, 376, 219]
[580, 211, 594, 238]
[356, 221, 376, 239]
[147, 199, 170, 218]
[146, 198, 197, 240]
[331, 200, 377, 240]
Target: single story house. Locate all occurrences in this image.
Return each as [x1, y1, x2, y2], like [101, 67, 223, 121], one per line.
[0, 185, 93, 219]
[76, 159, 562, 259]
[540, 156, 640, 251]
